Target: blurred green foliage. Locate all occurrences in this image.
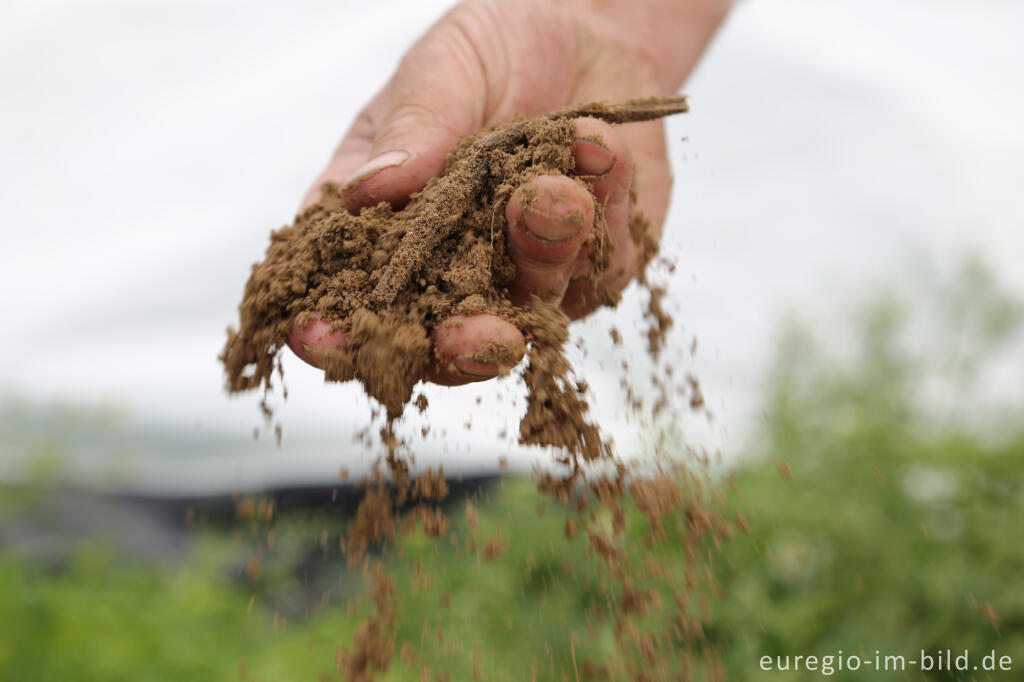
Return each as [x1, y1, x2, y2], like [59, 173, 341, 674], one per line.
[1, 260, 1021, 680]
[707, 258, 1024, 680]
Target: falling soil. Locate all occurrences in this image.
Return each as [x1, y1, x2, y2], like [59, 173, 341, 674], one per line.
[221, 96, 735, 681]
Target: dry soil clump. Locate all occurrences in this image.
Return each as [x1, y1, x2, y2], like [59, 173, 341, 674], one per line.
[221, 96, 688, 463]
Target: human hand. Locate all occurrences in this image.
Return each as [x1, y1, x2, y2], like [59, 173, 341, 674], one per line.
[288, 0, 729, 384]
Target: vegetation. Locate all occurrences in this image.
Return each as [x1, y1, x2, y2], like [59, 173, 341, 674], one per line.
[2, 261, 1021, 680]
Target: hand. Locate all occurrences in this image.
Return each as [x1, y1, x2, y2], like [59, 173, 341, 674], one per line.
[288, 0, 729, 385]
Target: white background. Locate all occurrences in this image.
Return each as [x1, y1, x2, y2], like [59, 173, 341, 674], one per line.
[1, 0, 1021, 492]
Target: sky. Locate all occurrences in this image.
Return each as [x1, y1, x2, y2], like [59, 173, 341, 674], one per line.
[1, 0, 1021, 492]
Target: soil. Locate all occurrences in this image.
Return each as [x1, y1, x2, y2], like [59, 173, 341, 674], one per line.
[220, 96, 737, 681]
[220, 96, 688, 448]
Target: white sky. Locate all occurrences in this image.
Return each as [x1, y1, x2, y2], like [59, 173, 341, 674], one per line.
[1, 0, 1021, 492]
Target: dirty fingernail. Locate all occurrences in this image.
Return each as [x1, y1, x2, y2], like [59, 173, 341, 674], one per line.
[345, 150, 411, 187]
[452, 355, 500, 378]
[574, 138, 615, 176]
[521, 193, 586, 243]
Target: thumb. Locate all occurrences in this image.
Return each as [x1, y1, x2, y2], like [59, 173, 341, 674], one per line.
[326, 27, 489, 213]
[339, 98, 463, 213]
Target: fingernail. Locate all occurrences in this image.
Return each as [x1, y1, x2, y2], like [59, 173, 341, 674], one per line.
[521, 192, 586, 243]
[452, 355, 500, 378]
[574, 138, 615, 176]
[345, 150, 410, 188]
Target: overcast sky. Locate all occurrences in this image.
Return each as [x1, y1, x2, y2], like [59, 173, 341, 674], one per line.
[1, 0, 1021, 492]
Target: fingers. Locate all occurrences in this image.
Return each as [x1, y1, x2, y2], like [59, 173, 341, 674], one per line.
[573, 117, 633, 207]
[288, 313, 525, 389]
[428, 314, 526, 385]
[505, 175, 596, 305]
[573, 117, 637, 290]
[286, 314, 347, 368]
[302, 95, 468, 215]
[504, 118, 637, 316]
[563, 118, 641, 319]
[336, 99, 465, 214]
[302, 12, 494, 215]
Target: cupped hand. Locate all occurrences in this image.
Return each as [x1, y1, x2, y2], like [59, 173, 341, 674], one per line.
[288, 0, 725, 385]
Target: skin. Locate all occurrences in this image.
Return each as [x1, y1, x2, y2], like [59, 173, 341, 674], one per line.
[289, 0, 732, 385]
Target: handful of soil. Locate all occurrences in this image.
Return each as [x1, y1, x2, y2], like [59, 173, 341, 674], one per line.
[220, 96, 688, 462]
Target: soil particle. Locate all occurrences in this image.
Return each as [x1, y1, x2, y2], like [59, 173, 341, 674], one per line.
[416, 506, 450, 539]
[346, 486, 395, 565]
[336, 563, 396, 682]
[412, 467, 449, 502]
[645, 286, 672, 357]
[469, 341, 521, 369]
[629, 477, 683, 540]
[517, 299, 613, 466]
[564, 517, 579, 540]
[245, 556, 261, 582]
[482, 536, 507, 560]
[686, 374, 705, 410]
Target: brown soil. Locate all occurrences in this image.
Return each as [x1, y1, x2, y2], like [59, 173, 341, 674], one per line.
[219, 96, 739, 682]
[220, 96, 688, 452]
[336, 562, 396, 682]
